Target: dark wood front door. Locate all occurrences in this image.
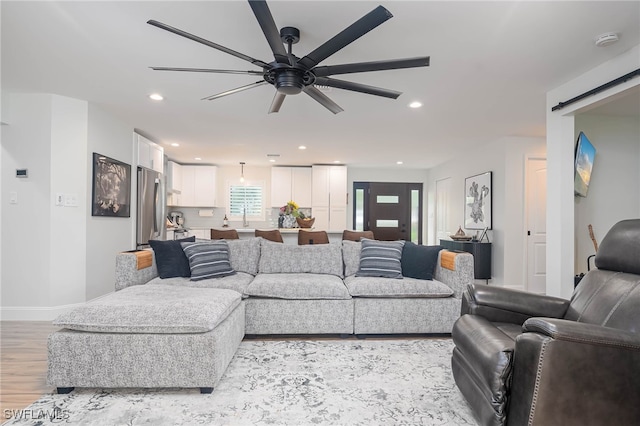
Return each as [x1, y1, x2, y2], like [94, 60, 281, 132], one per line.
[354, 182, 422, 243]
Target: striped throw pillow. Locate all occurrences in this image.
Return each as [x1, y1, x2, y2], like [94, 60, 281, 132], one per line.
[355, 238, 405, 279]
[180, 241, 236, 281]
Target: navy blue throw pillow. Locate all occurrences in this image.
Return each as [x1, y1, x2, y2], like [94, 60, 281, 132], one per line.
[149, 236, 196, 278]
[401, 242, 443, 281]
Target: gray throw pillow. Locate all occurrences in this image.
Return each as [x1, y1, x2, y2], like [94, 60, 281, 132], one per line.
[356, 238, 405, 279]
[181, 240, 236, 281]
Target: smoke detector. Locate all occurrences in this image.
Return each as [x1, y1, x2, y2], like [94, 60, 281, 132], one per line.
[595, 32, 619, 47]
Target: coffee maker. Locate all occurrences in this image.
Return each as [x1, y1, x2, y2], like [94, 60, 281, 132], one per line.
[168, 211, 184, 228]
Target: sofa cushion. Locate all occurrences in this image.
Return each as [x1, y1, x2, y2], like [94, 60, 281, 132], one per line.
[401, 242, 443, 281]
[181, 240, 236, 281]
[342, 240, 362, 277]
[344, 275, 454, 298]
[227, 238, 261, 275]
[52, 284, 242, 333]
[258, 239, 343, 277]
[356, 238, 405, 279]
[147, 272, 254, 295]
[148, 236, 196, 278]
[245, 273, 351, 300]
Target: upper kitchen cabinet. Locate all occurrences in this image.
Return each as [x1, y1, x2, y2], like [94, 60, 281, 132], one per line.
[312, 165, 347, 231]
[180, 165, 217, 207]
[271, 166, 312, 208]
[166, 161, 182, 206]
[135, 133, 164, 174]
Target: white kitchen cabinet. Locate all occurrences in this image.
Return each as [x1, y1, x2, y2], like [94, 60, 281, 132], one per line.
[189, 229, 210, 240]
[178, 165, 217, 207]
[166, 161, 182, 206]
[271, 166, 312, 207]
[311, 165, 347, 232]
[135, 133, 164, 174]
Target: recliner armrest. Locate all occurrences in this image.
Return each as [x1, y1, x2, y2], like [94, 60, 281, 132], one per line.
[462, 284, 569, 324]
[523, 317, 640, 349]
[507, 318, 640, 425]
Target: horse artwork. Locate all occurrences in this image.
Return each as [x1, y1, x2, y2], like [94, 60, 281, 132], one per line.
[465, 172, 492, 230]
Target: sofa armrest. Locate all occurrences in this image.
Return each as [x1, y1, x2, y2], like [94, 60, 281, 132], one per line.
[115, 250, 158, 291]
[461, 284, 569, 324]
[433, 251, 474, 297]
[507, 318, 640, 425]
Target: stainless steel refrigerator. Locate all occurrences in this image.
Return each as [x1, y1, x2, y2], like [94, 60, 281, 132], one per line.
[136, 166, 166, 248]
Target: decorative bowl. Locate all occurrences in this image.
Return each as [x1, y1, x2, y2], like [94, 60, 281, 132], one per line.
[296, 217, 315, 228]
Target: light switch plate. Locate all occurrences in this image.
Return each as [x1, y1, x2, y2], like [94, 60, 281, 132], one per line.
[9, 191, 17, 204]
[55, 193, 64, 206]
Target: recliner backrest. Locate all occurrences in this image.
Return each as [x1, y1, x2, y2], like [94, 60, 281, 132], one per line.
[564, 219, 640, 333]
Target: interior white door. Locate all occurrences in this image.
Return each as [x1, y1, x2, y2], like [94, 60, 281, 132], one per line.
[435, 178, 452, 244]
[526, 158, 547, 294]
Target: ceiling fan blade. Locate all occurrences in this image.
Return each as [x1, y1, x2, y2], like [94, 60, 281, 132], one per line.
[201, 81, 268, 101]
[147, 20, 270, 69]
[151, 67, 264, 75]
[315, 77, 401, 99]
[248, 0, 290, 65]
[313, 57, 430, 77]
[297, 5, 392, 70]
[303, 86, 344, 114]
[268, 92, 286, 113]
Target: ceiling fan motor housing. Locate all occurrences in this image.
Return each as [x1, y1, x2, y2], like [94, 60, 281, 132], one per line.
[267, 66, 316, 95]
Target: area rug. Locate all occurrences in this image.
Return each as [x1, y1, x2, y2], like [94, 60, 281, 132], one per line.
[4, 338, 476, 426]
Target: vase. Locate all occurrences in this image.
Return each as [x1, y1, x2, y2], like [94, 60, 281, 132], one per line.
[281, 214, 296, 228]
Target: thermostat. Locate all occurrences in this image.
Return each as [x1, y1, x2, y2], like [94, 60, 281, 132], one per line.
[16, 169, 28, 178]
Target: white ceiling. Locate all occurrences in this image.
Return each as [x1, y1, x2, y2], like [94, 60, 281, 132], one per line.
[2, 1, 639, 168]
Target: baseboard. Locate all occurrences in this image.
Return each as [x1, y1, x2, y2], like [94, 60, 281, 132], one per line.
[1, 292, 114, 321]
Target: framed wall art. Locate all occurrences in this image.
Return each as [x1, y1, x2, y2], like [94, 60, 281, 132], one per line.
[464, 171, 492, 230]
[91, 152, 131, 217]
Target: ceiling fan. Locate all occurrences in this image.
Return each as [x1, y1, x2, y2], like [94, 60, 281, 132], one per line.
[148, 0, 430, 114]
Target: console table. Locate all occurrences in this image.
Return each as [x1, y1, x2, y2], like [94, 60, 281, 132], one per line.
[440, 239, 492, 281]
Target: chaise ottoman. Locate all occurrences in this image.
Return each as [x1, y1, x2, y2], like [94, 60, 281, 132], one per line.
[47, 284, 244, 394]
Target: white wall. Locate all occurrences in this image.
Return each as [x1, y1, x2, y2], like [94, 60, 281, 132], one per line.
[427, 136, 545, 288]
[573, 113, 640, 274]
[2, 94, 54, 310]
[546, 44, 640, 298]
[1, 93, 134, 319]
[86, 104, 134, 301]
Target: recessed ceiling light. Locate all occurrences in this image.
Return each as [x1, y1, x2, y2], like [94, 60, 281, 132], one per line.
[397, 161, 403, 165]
[149, 93, 164, 101]
[194, 157, 202, 161]
[269, 159, 276, 163]
[170, 143, 180, 147]
[298, 145, 307, 150]
[409, 101, 422, 108]
[333, 160, 341, 164]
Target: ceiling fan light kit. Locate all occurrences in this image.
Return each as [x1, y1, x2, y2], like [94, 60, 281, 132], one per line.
[148, 0, 430, 114]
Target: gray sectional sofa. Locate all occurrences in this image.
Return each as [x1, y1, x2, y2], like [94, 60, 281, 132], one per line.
[116, 238, 474, 335]
[48, 237, 473, 394]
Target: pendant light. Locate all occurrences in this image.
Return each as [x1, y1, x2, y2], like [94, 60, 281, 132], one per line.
[239, 162, 245, 183]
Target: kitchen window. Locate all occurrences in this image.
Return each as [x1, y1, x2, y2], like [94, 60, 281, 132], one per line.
[228, 181, 264, 220]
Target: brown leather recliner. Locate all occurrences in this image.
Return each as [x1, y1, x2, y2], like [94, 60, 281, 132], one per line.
[451, 219, 640, 426]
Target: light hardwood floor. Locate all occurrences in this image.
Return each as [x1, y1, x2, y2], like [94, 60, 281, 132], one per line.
[1, 321, 59, 415]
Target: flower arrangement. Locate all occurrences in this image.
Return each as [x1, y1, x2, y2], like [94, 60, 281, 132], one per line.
[280, 200, 301, 217]
[279, 200, 314, 228]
